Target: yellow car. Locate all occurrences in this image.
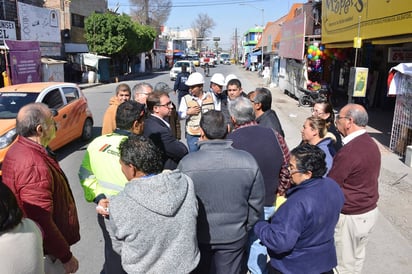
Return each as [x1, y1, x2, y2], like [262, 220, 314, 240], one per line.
[0, 82, 93, 174]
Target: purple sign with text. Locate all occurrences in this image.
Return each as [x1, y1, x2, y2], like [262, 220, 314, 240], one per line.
[5, 40, 41, 84]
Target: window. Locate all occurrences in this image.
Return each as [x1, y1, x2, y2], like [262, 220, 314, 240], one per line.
[71, 14, 85, 28]
[62, 87, 79, 103]
[43, 89, 64, 109]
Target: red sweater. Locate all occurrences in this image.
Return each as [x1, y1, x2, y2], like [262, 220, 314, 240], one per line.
[2, 136, 80, 263]
[328, 133, 380, 214]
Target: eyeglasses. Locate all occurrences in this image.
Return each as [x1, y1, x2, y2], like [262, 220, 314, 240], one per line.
[336, 114, 350, 120]
[311, 108, 325, 115]
[157, 101, 173, 107]
[287, 163, 304, 175]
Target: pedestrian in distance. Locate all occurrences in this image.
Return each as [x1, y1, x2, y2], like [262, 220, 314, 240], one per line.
[178, 72, 215, 152]
[144, 90, 188, 170]
[107, 135, 200, 273]
[0, 181, 45, 274]
[328, 103, 381, 274]
[173, 64, 191, 106]
[102, 83, 131, 135]
[2, 102, 80, 274]
[79, 100, 146, 274]
[178, 110, 265, 274]
[254, 144, 344, 274]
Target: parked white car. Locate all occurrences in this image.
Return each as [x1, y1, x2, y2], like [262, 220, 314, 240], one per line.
[169, 61, 196, 81]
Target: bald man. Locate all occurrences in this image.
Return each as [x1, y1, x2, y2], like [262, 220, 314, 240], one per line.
[328, 103, 381, 274]
[2, 103, 80, 273]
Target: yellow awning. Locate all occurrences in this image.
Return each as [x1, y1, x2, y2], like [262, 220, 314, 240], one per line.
[372, 35, 412, 45]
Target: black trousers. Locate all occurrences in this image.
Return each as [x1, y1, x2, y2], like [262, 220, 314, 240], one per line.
[97, 214, 127, 274]
[192, 235, 248, 274]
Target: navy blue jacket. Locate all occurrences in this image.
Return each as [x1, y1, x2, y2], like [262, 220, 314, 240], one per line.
[143, 115, 188, 170]
[228, 125, 283, 206]
[254, 177, 344, 274]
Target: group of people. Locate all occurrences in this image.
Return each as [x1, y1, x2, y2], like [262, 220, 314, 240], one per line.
[0, 69, 381, 274]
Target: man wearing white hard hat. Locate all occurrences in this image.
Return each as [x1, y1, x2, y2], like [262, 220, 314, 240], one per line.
[210, 73, 232, 131]
[209, 73, 226, 110]
[178, 72, 215, 152]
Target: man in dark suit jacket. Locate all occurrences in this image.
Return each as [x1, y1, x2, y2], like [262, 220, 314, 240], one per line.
[144, 91, 188, 169]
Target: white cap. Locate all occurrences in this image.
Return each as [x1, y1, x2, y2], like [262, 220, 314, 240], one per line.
[210, 73, 225, 86]
[185, 72, 205, 86]
[224, 74, 238, 85]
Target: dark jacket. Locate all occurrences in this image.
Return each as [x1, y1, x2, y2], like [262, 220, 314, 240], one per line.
[144, 114, 188, 170]
[256, 109, 285, 137]
[228, 124, 285, 206]
[328, 123, 343, 151]
[177, 140, 264, 244]
[2, 136, 80, 263]
[174, 71, 190, 92]
[254, 177, 344, 274]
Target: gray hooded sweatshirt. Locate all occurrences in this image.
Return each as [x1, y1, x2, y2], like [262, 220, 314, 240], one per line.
[107, 170, 199, 274]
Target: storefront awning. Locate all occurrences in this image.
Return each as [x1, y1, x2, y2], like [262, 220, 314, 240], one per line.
[372, 35, 412, 45]
[65, 43, 89, 53]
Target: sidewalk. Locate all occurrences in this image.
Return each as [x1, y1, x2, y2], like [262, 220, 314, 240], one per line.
[233, 65, 412, 274]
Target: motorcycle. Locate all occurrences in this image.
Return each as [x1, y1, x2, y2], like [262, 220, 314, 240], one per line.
[298, 87, 330, 107]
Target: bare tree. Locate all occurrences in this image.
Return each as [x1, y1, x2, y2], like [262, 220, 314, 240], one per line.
[129, 0, 172, 31]
[191, 13, 215, 50]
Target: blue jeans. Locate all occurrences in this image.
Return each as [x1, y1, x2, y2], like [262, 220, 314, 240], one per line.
[248, 206, 276, 274]
[186, 133, 200, 152]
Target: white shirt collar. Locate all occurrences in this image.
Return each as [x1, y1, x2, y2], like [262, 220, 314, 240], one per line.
[151, 113, 170, 128]
[342, 129, 366, 145]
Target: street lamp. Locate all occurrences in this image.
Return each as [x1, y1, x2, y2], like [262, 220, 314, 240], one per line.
[240, 4, 264, 73]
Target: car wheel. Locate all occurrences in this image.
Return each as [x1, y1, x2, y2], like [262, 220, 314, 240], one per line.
[81, 118, 93, 141]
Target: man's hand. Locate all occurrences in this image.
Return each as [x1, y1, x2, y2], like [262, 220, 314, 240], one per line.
[63, 255, 79, 273]
[96, 198, 110, 217]
[187, 106, 201, 116]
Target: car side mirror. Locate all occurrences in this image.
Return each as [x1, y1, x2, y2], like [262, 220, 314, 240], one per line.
[50, 109, 59, 117]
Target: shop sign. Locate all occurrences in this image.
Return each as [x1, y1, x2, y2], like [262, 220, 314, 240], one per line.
[18, 2, 61, 43]
[0, 20, 16, 40]
[322, 0, 412, 44]
[388, 48, 412, 63]
[279, 12, 305, 60]
[348, 67, 368, 97]
[5, 40, 41, 84]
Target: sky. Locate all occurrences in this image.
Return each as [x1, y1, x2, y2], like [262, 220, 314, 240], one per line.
[107, 0, 293, 50]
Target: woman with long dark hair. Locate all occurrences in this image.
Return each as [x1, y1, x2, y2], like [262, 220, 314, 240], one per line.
[312, 97, 343, 151]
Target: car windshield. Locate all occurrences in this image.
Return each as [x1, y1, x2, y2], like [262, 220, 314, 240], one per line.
[0, 92, 39, 118]
[174, 62, 189, 68]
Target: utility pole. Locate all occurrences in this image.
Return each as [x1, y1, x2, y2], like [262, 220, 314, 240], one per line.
[235, 28, 238, 65]
[144, 0, 149, 25]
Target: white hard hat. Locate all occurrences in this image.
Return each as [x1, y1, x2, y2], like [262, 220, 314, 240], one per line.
[210, 73, 225, 86]
[185, 72, 205, 86]
[224, 74, 238, 85]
